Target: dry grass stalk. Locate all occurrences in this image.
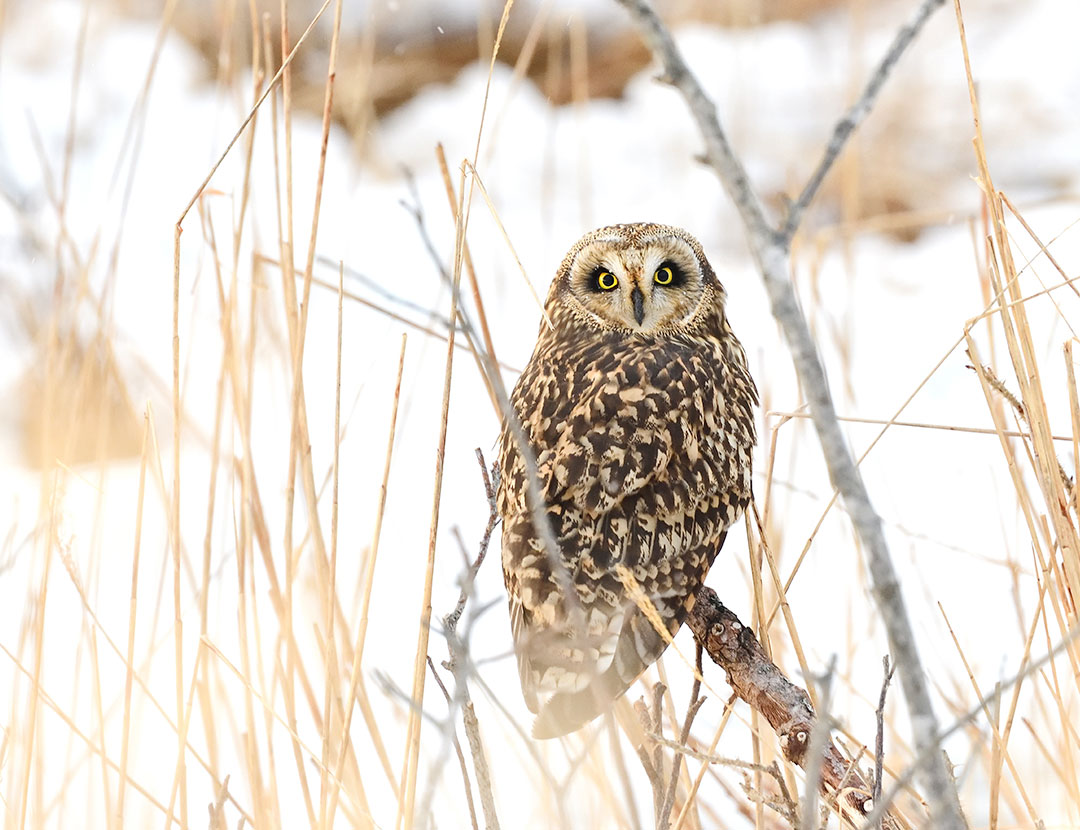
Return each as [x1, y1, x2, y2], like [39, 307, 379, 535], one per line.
[396, 164, 463, 830]
[938, 602, 1041, 824]
[954, 0, 1080, 622]
[317, 258, 345, 827]
[327, 332, 407, 826]
[398, 121, 466, 830]
[940, 6, 1080, 826]
[116, 412, 149, 825]
[435, 144, 499, 368]
[768, 409, 1078, 443]
[16, 472, 60, 830]
[0, 642, 193, 828]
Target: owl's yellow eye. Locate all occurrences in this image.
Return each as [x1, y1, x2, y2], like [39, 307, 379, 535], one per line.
[654, 266, 674, 285]
[596, 271, 618, 291]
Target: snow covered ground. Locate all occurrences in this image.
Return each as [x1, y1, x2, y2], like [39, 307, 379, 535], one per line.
[2, 0, 1079, 827]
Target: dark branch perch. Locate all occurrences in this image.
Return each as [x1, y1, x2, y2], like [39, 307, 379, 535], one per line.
[687, 588, 908, 830]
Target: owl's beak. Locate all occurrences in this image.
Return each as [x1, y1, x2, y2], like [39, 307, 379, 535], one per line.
[631, 285, 645, 325]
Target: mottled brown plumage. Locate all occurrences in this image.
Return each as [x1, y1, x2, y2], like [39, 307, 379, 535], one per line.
[496, 223, 757, 738]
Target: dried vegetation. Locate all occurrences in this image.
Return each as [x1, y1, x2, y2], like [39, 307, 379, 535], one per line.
[2, 0, 1079, 828]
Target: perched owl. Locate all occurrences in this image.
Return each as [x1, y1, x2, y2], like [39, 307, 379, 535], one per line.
[496, 223, 758, 738]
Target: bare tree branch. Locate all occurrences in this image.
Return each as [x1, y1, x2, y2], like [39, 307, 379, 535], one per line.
[633, 696, 666, 823]
[613, 0, 773, 241]
[780, 0, 948, 241]
[439, 451, 502, 830]
[414, 450, 502, 830]
[611, 1, 964, 826]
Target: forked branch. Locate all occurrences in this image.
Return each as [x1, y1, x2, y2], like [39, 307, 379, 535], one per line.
[612, 1, 964, 827]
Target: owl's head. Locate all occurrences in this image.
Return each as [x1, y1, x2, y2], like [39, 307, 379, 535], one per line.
[550, 223, 724, 335]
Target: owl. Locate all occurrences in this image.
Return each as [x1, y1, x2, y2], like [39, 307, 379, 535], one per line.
[496, 223, 758, 738]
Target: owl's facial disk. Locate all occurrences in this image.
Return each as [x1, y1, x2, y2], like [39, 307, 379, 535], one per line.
[566, 236, 707, 334]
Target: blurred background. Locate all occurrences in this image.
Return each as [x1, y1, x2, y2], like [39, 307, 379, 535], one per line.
[2, 0, 1079, 827]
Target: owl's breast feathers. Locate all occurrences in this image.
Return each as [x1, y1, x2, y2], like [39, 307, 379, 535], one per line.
[497, 312, 757, 737]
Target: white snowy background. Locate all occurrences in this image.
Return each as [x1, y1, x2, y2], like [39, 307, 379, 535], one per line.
[1, 0, 1079, 827]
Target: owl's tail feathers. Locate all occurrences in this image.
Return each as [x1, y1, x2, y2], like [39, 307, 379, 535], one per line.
[531, 686, 608, 739]
[531, 609, 675, 738]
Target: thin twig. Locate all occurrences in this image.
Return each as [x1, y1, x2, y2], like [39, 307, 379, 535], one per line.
[658, 685, 706, 827]
[420, 452, 502, 830]
[655, 747, 798, 827]
[445, 530, 501, 828]
[445, 450, 499, 635]
[457, 683, 499, 830]
[780, 0, 948, 241]
[315, 253, 456, 324]
[426, 657, 480, 830]
[740, 761, 800, 829]
[874, 655, 896, 821]
[633, 697, 665, 821]
[401, 168, 501, 417]
[652, 682, 666, 775]
[410, 157, 587, 638]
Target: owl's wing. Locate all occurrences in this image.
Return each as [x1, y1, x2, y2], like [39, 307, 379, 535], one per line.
[524, 512, 730, 739]
[501, 533, 631, 717]
[504, 571, 539, 713]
